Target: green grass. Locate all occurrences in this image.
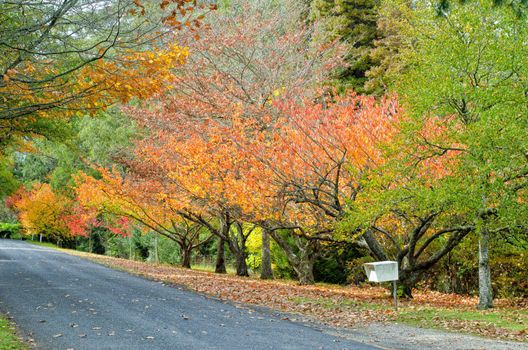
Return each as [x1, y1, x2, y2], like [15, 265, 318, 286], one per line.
[190, 263, 238, 275]
[0, 316, 26, 350]
[397, 307, 528, 332]
[25, 240, 60, 249]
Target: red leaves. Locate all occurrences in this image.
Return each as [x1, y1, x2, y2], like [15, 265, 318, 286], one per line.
[107, 216, 131, 237]
[63, 206, 100, 238]
[116, 91, 403, 234]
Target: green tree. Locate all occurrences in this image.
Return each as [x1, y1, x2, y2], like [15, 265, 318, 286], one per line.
[378, 0, 528, 308]
[310, 0, 380, 93]
[0, 156, 19, 197]
[12, 108, 136, 191]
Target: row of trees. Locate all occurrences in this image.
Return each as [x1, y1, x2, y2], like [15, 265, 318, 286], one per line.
[2, 0, 528, 309]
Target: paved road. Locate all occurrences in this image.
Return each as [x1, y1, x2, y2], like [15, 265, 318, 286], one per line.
[0, 239, 380, 350]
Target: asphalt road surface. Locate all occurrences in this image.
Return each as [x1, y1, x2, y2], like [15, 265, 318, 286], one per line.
[0, 239, 381, 350]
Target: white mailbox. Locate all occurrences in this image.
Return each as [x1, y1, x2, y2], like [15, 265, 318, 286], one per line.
[363, 261, 398, 282]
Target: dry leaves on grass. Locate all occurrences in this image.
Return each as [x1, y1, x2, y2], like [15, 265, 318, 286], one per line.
[431, 318, 527, 341]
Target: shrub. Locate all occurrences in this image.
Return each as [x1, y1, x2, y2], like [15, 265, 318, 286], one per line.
[0, 222, 22, 239]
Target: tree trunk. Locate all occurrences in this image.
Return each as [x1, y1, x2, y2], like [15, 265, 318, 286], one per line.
[294, 259, 315, 285]
[228, 238, 249, 277]
[269, 230, 316, 285]
[478, 227, 493, 309]
[362, 229, 388, 261]
[260, 229, 273, 279]
[215, 237, 227, 274]
[181, 247, 192, 269]
[293, 236, 317, 285]
[234, 251, 249, 277]
[228, 221, 250, 277]
[129, 235, 133, 260]
[398, 270, 419, 299]
[154, 235, 159, 263]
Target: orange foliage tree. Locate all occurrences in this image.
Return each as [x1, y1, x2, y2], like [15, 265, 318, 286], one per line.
[236, 94, 403, 283]
[0, 0, 212, 144]
[110, 93, 401, 284]
[75, 169, 215, 269]
[9, 183, 131, 245]
[75, 122, 260, 275]
[78, 0, 346, 278]
[150, 0, 344, 124]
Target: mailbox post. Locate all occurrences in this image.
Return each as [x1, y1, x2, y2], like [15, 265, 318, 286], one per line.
[363, 261, 399, 311]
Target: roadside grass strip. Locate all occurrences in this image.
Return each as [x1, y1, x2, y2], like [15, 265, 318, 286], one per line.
[0, 315, 27, 350]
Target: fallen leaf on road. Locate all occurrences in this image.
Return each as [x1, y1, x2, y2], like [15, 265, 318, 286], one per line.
[67, 250, 528, 342]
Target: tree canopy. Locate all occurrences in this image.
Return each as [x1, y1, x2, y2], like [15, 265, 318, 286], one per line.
[2, 0, 528, 310]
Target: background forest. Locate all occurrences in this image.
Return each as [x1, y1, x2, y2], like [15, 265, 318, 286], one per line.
[1, 0, 527, 312]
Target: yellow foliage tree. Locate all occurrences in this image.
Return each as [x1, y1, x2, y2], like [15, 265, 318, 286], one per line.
[11, 184, 71, 241]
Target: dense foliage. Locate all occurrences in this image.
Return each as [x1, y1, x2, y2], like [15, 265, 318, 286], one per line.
[1, 0, 527, 310]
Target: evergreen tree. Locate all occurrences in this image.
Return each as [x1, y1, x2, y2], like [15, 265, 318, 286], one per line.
[310, 0, 380, 93]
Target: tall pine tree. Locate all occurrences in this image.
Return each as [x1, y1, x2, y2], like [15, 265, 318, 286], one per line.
[310, 0, 380, 93]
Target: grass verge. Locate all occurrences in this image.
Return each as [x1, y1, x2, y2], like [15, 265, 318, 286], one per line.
[25, 241, 58, 249]
[0, 315, 27, 350]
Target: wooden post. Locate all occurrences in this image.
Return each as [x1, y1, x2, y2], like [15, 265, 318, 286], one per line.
[393, 280, 398, 311]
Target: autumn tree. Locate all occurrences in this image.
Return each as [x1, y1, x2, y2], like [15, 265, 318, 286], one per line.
[112, 0, 346, 278]
[239, 91, 485, 291]
[9, 184, 71, 242]
[75, 169, 215, 269]
[0, 0, 209, 145]
[161, 0, 344, 123]
[129, 114, 264, 276]
[119, 87, 403, 286]
[238, 93, 402, 284]
[133, 93, 400, 284]
[9, 181, 131, 247]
